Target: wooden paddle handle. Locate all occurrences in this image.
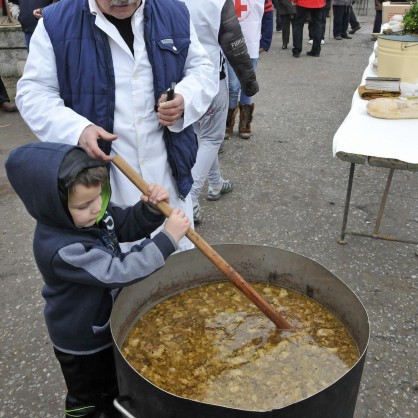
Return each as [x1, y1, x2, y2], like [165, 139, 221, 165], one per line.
[111, 154, 292, 330]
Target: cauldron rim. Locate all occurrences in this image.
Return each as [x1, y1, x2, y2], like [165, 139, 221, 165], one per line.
[111, 244, 370, 417]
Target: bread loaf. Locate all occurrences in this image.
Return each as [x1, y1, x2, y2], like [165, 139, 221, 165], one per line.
[367, 98, 418, 119]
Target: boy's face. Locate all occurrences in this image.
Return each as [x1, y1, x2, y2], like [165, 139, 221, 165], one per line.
[68, 184, 103, 228]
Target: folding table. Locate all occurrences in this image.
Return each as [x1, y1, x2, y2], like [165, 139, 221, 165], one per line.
[332, 48, 418, 244]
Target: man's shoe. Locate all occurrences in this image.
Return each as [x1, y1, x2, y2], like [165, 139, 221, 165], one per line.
[334, 36, 342, 40]
[342, 35, 352, 39]
[193, 203, 202, 224]
[282, 44, 288, 49]
[218, 141, 224, 154]
[349, 25, 361, 34]
[307, 51, 320, 57]
[207, 180, 234, 201]
[293, 52, 300, 58]
[1, 101, 17, 112]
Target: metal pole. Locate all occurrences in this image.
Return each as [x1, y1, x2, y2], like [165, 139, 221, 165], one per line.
[372, 168, 394, 237]
[339, 162, 356, 244]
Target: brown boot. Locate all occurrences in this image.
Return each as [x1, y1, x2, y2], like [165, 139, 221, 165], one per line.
[224, 106, 238, 139]
[239, 103, 255, 139]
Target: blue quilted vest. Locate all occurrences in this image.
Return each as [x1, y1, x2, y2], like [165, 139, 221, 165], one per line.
[42, 0, 197, 198]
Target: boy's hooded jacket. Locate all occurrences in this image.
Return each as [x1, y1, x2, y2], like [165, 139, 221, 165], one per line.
[6, 142, 176, 354]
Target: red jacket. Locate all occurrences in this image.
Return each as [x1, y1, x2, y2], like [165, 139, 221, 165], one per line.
[295, 0, 325, 8]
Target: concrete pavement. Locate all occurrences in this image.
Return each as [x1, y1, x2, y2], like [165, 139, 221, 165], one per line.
[1, 10, 417, 418]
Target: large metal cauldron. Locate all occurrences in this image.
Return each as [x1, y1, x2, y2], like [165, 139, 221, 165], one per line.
[111, 244, 369, 418]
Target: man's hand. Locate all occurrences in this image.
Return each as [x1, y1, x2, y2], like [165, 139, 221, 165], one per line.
[78, 124, 117, 161]
[157, 93, 185, 126]
[33, 8, 43, 19]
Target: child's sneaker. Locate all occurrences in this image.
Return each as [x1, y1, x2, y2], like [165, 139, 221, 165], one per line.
[193, 203, 202, 224]
[207, 180, 234, 201]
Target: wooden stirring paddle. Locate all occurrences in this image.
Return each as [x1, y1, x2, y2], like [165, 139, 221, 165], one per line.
[111, 154, 292, 330]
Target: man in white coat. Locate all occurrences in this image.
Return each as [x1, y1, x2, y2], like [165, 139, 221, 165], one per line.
[180, 0, 258, 224]
[16, 0, 216, 251]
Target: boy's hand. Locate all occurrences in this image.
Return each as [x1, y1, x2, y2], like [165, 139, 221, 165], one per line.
[141, 183, 170, 206]
[164, 208, 191, 244]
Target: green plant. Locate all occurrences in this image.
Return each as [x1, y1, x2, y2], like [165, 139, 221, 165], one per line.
[403, 1, 418, 35]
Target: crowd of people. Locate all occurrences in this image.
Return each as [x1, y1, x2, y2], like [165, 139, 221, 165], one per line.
[2, 0, 383, 417]
[272, 0, 368, 57]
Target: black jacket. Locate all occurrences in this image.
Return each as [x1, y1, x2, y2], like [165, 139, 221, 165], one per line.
[218, 0, 259, 96]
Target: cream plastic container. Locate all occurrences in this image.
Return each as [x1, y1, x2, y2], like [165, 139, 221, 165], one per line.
[378, 35, 418, 84]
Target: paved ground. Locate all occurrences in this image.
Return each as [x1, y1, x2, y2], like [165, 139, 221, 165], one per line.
[1, 10, 417, 418]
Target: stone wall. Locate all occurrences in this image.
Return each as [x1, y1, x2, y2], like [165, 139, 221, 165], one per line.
[0, 24, 27, 77]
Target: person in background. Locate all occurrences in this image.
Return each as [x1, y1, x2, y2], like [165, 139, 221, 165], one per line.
[225, 0, 273, 140]
[181, 0, 258, 224]
[272, 0, 282, 31]
[8, 0, 56, 50]
[372, 0, 389, 40]
[348, 2, 361, 34]
[292, 0, 324, 58]
[6, 142, 190, 418]
[308, 0, 330, 45]
[15, 0, 217, 252]
[275, 0, 296, 50]
[333, 0, 353, 40]
[0, 76, 17, 112]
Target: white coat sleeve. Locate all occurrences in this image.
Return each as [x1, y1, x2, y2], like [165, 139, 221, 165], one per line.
[15, 20, 92, 145]
[169, 20, 217, 132]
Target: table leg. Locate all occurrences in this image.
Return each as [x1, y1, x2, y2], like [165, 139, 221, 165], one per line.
[371, 168, 394, 237]
[339, 162, 356, 244]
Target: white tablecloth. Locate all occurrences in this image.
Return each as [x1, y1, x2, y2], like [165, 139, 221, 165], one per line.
[332, 47, 418, 164]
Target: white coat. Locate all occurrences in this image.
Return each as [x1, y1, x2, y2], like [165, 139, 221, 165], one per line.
[180, 0, 224, 90]
[16, 0, 217, 251]
[233, 0, 265, 58]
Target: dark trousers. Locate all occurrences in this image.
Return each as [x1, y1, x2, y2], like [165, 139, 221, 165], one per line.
[0, 76, 10, 104]
[24, 32, 32, 51]
[308, 5, 331, 40]
[276, 10, 282, 30]
[333, 5, 350, 37]
[281, 14, 295, 45]
[54, 346, 122, 418]
[293, 6, 322, 55]
[373, 10, 383, 33]
[349, 6, 360, 29]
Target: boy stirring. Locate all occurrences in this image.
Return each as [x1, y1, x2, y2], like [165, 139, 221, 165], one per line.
[6, 142, 190, 417]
